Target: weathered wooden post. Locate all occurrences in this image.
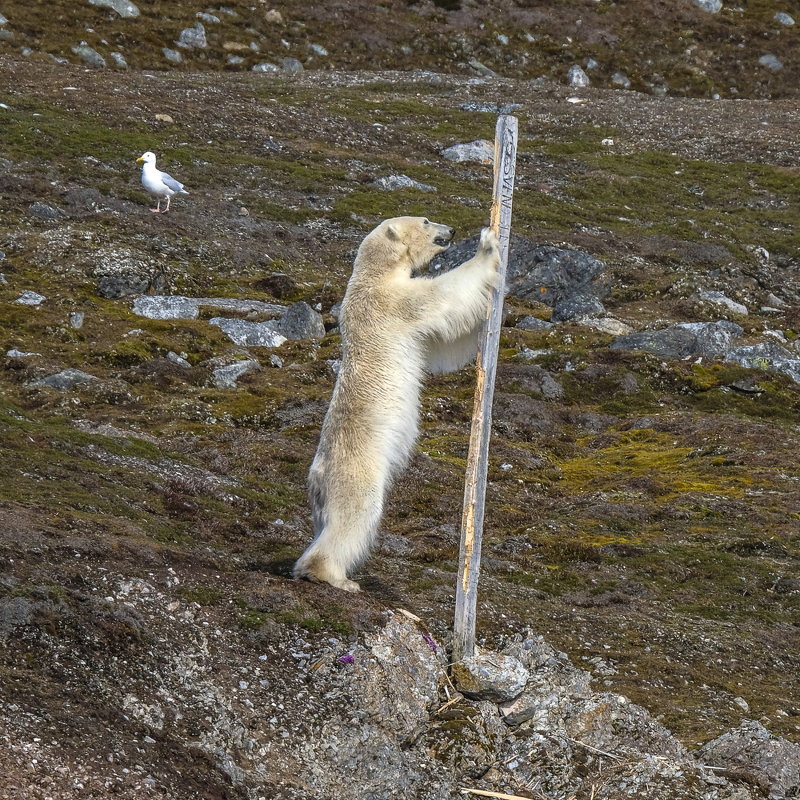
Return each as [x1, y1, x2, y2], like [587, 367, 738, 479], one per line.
[453, 115, 518, 663]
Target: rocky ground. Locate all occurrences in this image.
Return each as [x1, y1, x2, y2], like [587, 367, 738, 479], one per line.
[1, 2, 800, 798]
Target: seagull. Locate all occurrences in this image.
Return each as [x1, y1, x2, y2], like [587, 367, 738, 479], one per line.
[136, 151, 188, 213]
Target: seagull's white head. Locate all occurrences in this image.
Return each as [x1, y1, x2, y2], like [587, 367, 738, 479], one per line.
[137, 151, 156, 165]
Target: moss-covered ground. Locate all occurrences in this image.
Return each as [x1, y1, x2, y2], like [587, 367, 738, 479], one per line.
[0, 55, 798, 759]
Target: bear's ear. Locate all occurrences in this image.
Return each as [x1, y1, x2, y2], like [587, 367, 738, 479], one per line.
[384, 224, 399, 241]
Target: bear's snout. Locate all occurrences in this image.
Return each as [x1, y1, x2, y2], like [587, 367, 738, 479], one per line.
[434, 226, 455, 247]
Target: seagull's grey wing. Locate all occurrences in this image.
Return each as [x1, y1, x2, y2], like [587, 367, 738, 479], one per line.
[159, 171, 185, 192]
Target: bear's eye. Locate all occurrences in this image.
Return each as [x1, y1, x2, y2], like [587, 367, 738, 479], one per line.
[423, 219, 430, 226]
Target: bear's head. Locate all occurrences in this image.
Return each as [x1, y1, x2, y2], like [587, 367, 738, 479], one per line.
[360, 216, 456, 272]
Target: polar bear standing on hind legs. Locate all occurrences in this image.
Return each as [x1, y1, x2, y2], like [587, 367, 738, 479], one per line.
[293, 216, 501, 591]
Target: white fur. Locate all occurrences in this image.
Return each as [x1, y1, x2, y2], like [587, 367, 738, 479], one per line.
[293, 218, 500, 591]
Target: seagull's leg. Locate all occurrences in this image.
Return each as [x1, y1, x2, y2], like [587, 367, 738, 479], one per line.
[150, 198, 161, 213]
[164, 196, 171, 213]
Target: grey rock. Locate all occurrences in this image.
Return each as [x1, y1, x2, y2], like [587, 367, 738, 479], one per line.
[110, 51, 128, 68]
[0, 274, 7, 286]
[611, 321, 743, 360]
[0, 13, 7, 24]
[196, 12, 220, 23]
[227, 55, 244, 66]
[441, 140, 494, 164]
[567, 64, 590, 87]
[308, 43, 328, 56]
[209, 318, 287, 348]
[131, 296, 284, 320]
[516, 316, 552, 331]
[612, 71, 632, 88]
[162, 48, 182, 64]
[71, 45, 106, 68]
[452, 652, 529, 702]
[372, 175, 437, 192]
[0, 29, 14, 41]
[98, 274, 154, 299]
[552, 293, 606, 322]
[33, 368, 98, 390]
[693, 289, 748, 315]
[697, 720, 800, 798]
[29, 202, 64, 220]
[176, 23, 206, 49]
[278, 301, 326, 340]
[15, 290, 46, 306]
[132, 296, 200, 320]
[252, 62, 279, 73]
[87, 0, 140, 18]
[0, 597, 39, 637]
[726, 340, 800, 384]
[759, 54, 783, 71]
[434, 236, 609, 310]
[693, 0, 722, 12]
[69, 311, 85, 329]
[281, 57, 304, 74]
[212, 359, 260, 389]
[774, 11, 795, 25]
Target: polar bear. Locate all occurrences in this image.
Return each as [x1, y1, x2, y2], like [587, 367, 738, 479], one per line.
[293, 217, 501, 591]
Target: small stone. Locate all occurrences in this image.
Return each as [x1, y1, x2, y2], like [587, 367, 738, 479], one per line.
[468, 58, 498, 78]
[69, 311, 85, 329]
[87, 0, 140, 18]
[154, 113, 174, 123]
[176, 23, 206, 49]
[110, 51, 127, 68]
[0, 13, 7, 24]
[212, 359, 260, 389]
[452, 652, 529, 702]
[196, 12, 220, 23]
[693, 0, 722, 12]
[308, 43, 328, 56]
[516, 316, 552, 331]
[441, 140, 494, 164]
[499, 693, 539, 726]
[29, 202, 64, 220]
[576, 317, 634, 336]
[252, 62, 279, 73]
[612, 72, 631, 88]
[759, 54, 783, 71]
[71, 45, 106, 68]
[372, 175, 437, 192]
[693, 289, 748, 316]
[33, 368, 98, 390]
[567, 64, 590, 87]
[281, 57, 304, 74]
[166, 351, 191, 368]
[7, 349, 41, 358]
[227, 55, 244, 65]
[733, 696, 750, 712]
[765, 293, 789, 309]
[551, 294, 605, 322]
[264, 9, 283, 24]
[774, 11, 795, 25]
[279, 301, 326, 340]
[162, 48, 182, 64]
[15, 290, 46, 306]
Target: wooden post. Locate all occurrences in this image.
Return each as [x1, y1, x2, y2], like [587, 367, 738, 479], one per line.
[453, 115, 518, 663]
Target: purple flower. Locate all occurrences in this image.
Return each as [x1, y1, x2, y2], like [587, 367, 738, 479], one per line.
[422, 632, 438, 652]
[338, 654, 355, 665]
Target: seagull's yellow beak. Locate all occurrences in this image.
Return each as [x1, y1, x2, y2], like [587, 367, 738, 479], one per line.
[136, 157, 144, 163]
